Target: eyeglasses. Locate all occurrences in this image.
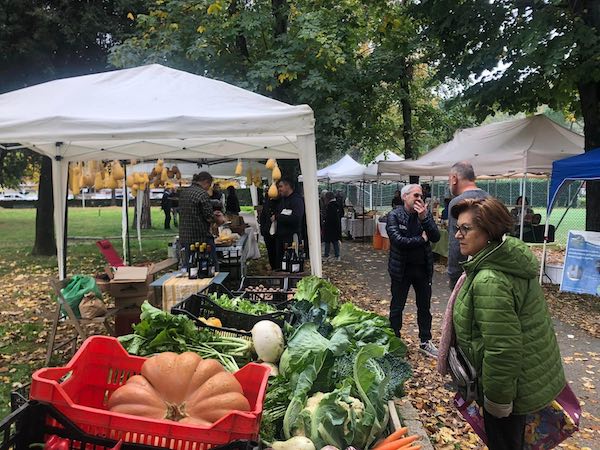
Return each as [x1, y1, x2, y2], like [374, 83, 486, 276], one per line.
[455, 224, 474, 237]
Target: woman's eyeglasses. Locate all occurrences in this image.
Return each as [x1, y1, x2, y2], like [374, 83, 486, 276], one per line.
[455, 224, 474, 237]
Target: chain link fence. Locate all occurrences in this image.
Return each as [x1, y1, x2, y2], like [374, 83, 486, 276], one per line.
[320, 178, 586, 247]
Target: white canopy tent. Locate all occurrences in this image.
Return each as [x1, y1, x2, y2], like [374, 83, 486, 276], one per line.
[378, 115, 584, 177]
[315, 154, 365, 181]
[328, 150, 404, 183]
[130, 159, 272, 180]
[0, 64, 322, 278]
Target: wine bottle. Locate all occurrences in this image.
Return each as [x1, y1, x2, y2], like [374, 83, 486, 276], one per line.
[188, 244, 198, 279]
[298, 243, 305, 273]
[290, 243, 300, 273]
[199, 243, 209, 278]
[206, 244, 216, 277]
[281, 244, 290, 271]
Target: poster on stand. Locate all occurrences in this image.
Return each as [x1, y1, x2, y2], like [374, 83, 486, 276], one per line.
[560, 230, 600, 296]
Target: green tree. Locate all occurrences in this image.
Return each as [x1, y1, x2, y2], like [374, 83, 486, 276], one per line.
[416, 0, 600, 230]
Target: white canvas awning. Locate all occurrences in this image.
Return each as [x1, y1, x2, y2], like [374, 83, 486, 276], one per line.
[379, 115, 583, 177]
[316, 154, 365, 181]
[329, 150, 404, 183]
[0, 64, 322, 278]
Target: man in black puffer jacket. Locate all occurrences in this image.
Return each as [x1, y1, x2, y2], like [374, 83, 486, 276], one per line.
[273, 177, 305, 270]
[386, 184, 440, 357]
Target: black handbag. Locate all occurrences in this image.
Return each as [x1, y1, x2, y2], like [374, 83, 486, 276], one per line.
[448, 345, 478, 403]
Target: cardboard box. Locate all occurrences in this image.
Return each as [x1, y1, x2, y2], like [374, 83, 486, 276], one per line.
[108, 259, 176, 302]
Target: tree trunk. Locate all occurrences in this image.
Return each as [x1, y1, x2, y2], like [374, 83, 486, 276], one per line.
[578, 1, 600, 231]
[399, 59, 418, 184]
[32, 155, 57, 256]
[141, 187, 152, 229]
[110, 188, 116, 206]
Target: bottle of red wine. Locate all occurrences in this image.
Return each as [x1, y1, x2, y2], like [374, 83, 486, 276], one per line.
[206, 244, 216, 277]
[199, 243, 209, 278]
[281, 244, 290, 271]
[298, 243, 305, 273]
[188, 244, 198, 279]
[290, 243, 300, 273]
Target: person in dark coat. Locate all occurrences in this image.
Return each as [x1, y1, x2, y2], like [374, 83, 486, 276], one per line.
[225, 185, 241, 215]
[161, 188, 173, 229]
[259, 188, 278, 270]
[386, 183, 440, 357]
[322, 191, 342, 260]
[272, 177, 305, 270]
[391, 190, 403, 208]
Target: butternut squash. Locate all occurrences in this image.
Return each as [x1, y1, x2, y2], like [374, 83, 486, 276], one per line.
[108, 352, 250, 424]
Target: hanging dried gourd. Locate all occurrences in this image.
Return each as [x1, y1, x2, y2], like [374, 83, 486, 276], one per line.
[161, 167, 168, 182]
[131, 183, 139, 197]
[126, 174, 135, 188]
[272, 164, 282, 181]
[71, 175, 81, 195]
[105, 176, 117, 190]
[82, 165, 94, 187]
[94, 172, 104, 190]
[112, 160, 125, 181]
[155, 159, 164, 173]
[265, 158, 276, 170]
[246, 169, 253, 185]
[235, 159, 243, 176]
[268, 182, 278, 199]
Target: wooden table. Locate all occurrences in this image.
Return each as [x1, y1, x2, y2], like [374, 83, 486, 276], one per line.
[150, 272, 229, 312]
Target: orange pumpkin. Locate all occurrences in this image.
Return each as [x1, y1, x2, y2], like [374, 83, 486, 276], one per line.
[107, 352, 250, 424]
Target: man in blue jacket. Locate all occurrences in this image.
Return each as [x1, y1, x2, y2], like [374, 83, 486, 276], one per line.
[272, 177, 305, 270]
[386, 184, 440, 357]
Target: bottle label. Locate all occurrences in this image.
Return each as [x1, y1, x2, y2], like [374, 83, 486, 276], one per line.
[292, 263, 300, 273]
[189, 268, 198, 278]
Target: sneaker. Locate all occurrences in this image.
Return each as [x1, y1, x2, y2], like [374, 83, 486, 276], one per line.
[419, 340, 438, 358]
[335, 256, 341, 261]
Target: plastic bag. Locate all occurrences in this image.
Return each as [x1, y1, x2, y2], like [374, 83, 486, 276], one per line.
[60, 275, 102, 318]
[79, 293, 107, 319]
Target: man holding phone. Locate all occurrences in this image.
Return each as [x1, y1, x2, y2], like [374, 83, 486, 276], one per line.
[386, 184, 440, 357]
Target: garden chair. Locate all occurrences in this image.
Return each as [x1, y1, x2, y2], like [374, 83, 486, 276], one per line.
[45, 277, 119, 366]
[95, 239, 126, 267]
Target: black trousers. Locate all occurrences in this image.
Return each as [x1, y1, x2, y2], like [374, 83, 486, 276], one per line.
[263, 233, 277, 270]
[390, 264, 432, 342]
[483, 410, 526, 450]
[163, 208, 171, 229]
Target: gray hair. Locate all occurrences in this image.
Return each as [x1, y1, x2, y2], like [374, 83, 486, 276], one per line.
[401, 184, 421, 198]
[451, 161, 476, 181]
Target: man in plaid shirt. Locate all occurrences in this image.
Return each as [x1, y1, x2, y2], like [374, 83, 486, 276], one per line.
[179, 171, 225, 267]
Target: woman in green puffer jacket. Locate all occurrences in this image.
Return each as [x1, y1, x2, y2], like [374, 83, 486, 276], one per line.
[451, 197, 565, 450]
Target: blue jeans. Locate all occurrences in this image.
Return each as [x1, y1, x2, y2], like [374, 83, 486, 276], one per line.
[324, 241, 339, 257]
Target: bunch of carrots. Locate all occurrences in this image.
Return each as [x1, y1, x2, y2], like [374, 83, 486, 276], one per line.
[372, 427, 421, 450]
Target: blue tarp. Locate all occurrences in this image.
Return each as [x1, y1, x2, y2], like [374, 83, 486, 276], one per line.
[548, 148, 600, 213]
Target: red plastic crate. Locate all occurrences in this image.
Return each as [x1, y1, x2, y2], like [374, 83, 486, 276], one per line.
[30, 336, 270, 449]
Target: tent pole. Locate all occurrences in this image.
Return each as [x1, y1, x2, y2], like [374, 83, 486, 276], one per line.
[51, 150, 69, 280]
[62, 161, 69, 278]
[519, 173, 528, 241]
[122, 160, 131, 265]
[539, 178, 552, 284]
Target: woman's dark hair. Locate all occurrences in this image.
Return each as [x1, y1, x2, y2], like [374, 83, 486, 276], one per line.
[325, 191, 335, 202]
[515, 195, 529, 205]
[451, 197, 514, 241]
[227, 185, 236, 195]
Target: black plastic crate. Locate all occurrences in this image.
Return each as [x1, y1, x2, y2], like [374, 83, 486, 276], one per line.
[239, 276, 291, 304]
[0, 401, 260, 450]
[171, 294, 289, 332]
[201, 282, 246, 299]
[286, 276, 304, 291]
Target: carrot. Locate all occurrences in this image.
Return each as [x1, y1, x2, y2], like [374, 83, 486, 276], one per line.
[374, 435, 420, 450]
[398, 446, 421, 450]
[377, 427, 409, 447]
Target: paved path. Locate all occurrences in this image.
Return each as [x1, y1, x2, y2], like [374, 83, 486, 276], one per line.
[324, 240, 600, 448]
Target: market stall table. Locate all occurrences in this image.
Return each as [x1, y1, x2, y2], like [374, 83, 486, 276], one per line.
[150, 272, 229, 312]
[346, 217, 375, 238]
[216, 232, 250, 282]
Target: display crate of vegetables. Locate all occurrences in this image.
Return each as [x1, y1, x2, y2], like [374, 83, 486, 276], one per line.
[258, 276, 414, 450]
[29, 335, 270, 448]
[238, 277, 291, 305]
[172, 293, 291, 332]
[0, 400, 261, 450]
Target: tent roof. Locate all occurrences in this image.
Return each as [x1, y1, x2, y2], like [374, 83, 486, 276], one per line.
[316, 154, 365, 181]
[548, 147, 600, 212]
[378, 115, 583, 177]
[328, 150, 404, 183]
[0, 64, 315, 161]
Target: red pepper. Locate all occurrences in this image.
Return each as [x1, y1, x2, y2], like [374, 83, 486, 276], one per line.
[44, 435, 70, 450]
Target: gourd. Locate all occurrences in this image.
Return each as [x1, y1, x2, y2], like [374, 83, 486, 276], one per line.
[235, 159, 243, 176]
[265, 158, 276, 170]
[268, 182, 278, 199]
[112, 160, 125, 180]
[108, 352, 251, 424]
[272, 165, 281, 181]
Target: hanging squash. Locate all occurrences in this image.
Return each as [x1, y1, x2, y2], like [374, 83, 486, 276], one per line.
[272, 165, 281, 182]
[235, 159, 243, 176]
[155, 159, 164, 173]
[71, 176, 81, 195]
[126, 174, 135, 188]
[105, 176, 117, 190]
[112, 160, 125, 181]
[268, 182, 278, 199]
[131, 183, 139, 197]
[82, 167, 94, 188]
[265, 158, 276, 170]
[161, 167, 168, 182]
[94, 172, 104, 190]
